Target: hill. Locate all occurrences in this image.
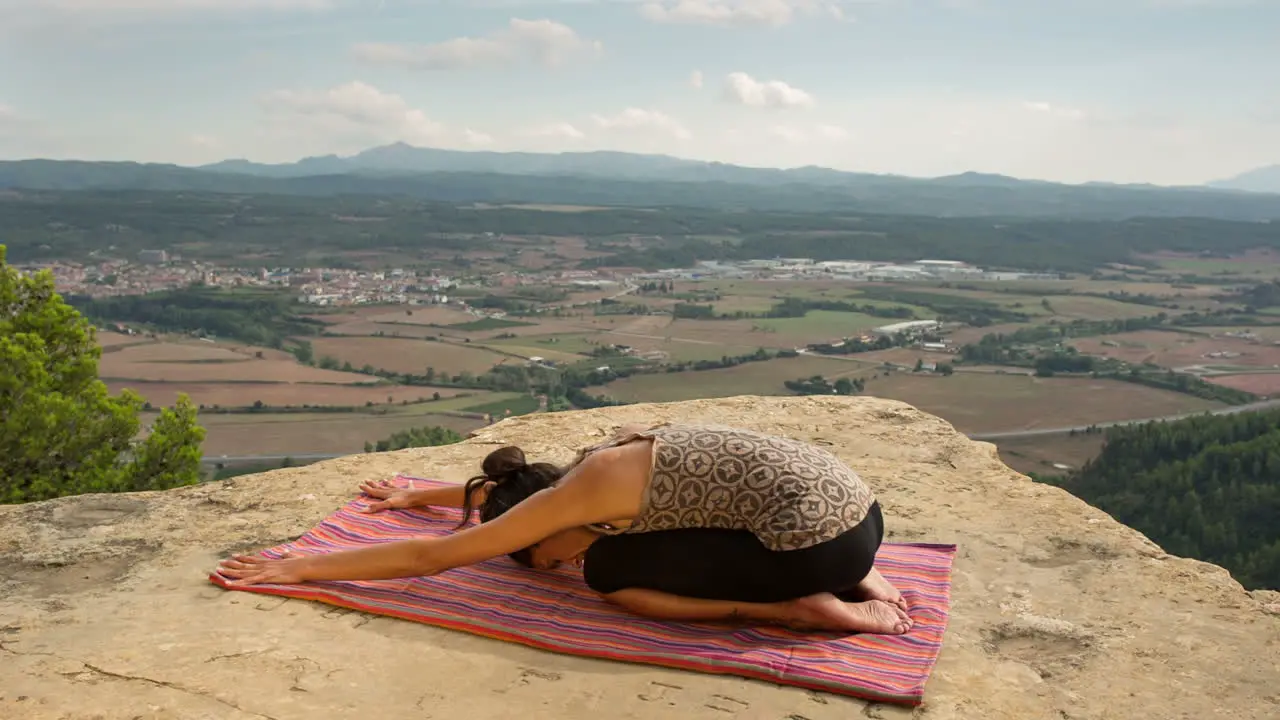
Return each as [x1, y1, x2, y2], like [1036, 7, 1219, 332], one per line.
[6, 188, 1280, 272]
[0, 396, 1276, 719]
[5, 145, 1280, 219]
[1209, 164, 1280, 194]
[1041, 410, 1280, 590]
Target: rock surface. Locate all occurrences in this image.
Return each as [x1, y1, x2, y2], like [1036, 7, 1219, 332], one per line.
[1, 396, 1277, 720]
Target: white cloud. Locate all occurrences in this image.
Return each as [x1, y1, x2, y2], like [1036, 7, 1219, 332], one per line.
[260, 81, 450, 146]
[14, 0, 332, 12]
[769, 125, 807, 143]
[1022, 100, 1086, 120]
[521, 122, 586, 140]
[816, 123, 848, 140]
[591, 108, 692, 140]
[689, 70, 704, 89]
[640, 0, 796, 26]
[724, 72, 815, 108]
[353, 18, 601, 71]
[639, 0, 854, 27]
[463, 128, 494, 146]
[0, 103, 15, 123]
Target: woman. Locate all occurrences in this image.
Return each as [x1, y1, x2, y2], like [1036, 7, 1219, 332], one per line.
[216, 423, 912, 635]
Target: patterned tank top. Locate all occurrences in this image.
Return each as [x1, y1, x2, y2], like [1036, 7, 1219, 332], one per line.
[573, 423, 876, 552]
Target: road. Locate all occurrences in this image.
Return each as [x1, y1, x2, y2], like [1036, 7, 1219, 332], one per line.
[967, 398, 1280, 440]
[201, 399, 1280, 464]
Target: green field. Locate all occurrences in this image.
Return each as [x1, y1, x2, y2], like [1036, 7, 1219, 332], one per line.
[461, 394, 541, 416]
[1151, 257, 1280, 278]
[750, 310, 890, 336]
[1042, 295, 1163, 320]
[447, 317, 535, 331]
[488, 332, 604, 354]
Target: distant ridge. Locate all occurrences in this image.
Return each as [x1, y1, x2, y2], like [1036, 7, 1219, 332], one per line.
[1209, 165, 1280, 194]
[1, 144, 1279, 221]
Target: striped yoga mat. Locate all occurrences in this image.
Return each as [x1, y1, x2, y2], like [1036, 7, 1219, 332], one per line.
[209, 475, 956, 706]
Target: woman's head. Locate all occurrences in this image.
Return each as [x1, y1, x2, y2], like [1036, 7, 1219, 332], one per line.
[459, 446, 566, 567]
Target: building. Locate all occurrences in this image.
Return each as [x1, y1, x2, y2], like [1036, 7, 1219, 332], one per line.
[874, 320, 942, 336]
[138, 249, 168, 264]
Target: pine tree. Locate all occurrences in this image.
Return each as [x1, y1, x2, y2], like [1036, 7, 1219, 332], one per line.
[1, 246, 207, 503]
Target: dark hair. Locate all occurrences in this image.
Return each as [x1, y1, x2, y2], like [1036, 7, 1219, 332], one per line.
[459, 446, 564, 566]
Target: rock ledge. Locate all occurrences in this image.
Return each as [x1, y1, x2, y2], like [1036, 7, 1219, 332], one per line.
[1, 396, 1276, 720]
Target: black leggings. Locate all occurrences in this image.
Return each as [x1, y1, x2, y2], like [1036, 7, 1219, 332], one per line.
[582, 502, 884, 604]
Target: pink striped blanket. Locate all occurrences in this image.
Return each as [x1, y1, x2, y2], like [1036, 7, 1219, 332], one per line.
[209, 475, 955, 706]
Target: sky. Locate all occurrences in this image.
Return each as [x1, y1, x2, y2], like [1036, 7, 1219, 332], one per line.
[0, 0, 1277, 185]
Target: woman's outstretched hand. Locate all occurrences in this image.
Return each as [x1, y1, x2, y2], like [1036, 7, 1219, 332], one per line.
[357, 479, 422, 513]
[217, 552, 309, 587]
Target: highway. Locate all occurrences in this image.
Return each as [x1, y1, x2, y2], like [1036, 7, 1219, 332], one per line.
[201, 399, 1280, 464]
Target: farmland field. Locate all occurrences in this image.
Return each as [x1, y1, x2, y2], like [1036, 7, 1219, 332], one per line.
[996, 433, 1109, 476]
[1070, 330, 1280, 370]
[99, 353, 373, 384]
[447, 317, 534, 331]
[586, 355, 869, 402]
[1042, 295, 1163, 320]
[954, 280, 1221, 297]
[595, 334, 762, 363]
[1204, 374, 1280, 397]
[95, 330, 151, 347]
[308, 337, 511, 375]
[750, 310, 894, 338]
[462, 394, 541, 416]
[854, 347, 959, 367]
[859, 373, 1222, 434]
[477, 343, 586, 364]
[488, 332, 604, 355]
[104, 341, 251, 363]
[361, 307, 477, 326]
[107, 381, 464, 408]
[190, 411, 488, 456]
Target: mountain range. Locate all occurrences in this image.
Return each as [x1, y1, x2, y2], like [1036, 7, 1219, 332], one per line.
[1, 143, 1278, 221]
[1208, 165, 1280, 194]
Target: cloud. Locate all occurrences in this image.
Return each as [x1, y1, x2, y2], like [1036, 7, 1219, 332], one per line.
[689, 70, 704, 89]
[11, 0, 333, 12]
[638, 0, 852, 27]
[521, 122, 586, 140]
[757, 123, 847, 145]
[816, 124, 848, 140]
[768, 125, 807, 143]
[353, 18, 601, 71]
[591, 108, 692, 140]
[640, 0, 797, 26]
[1022, 100, 1086, 120]
[463, 128, 494, 146]
[724, 72, 815, 108]
[260, 81, 450, 146]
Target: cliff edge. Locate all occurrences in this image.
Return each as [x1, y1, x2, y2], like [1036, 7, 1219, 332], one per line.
[1, 396, 1277, 720]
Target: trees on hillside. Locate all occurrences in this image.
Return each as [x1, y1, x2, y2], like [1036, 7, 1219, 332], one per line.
[0, 246, 206, 504]
[1041, 411, 1280, 590]
[363, 425, 463, 453]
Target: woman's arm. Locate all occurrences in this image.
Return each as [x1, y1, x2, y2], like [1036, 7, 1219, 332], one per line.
[220, 455, 620, 586]
[357, 479, 485, 512]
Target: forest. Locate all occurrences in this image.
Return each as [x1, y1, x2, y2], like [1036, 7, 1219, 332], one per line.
[5, 157, 1280, 220]
[5, 189, 1280, 273]
[68, 287, 324, 348]
[1038, 411, 1280, 590]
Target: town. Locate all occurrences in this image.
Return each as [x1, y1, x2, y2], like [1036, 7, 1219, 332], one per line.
[22, 251, 1061, 307]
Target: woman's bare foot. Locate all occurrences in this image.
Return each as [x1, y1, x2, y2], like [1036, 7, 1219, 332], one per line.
[856, 567, 908, 612]
[782, 593, 913, 635]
